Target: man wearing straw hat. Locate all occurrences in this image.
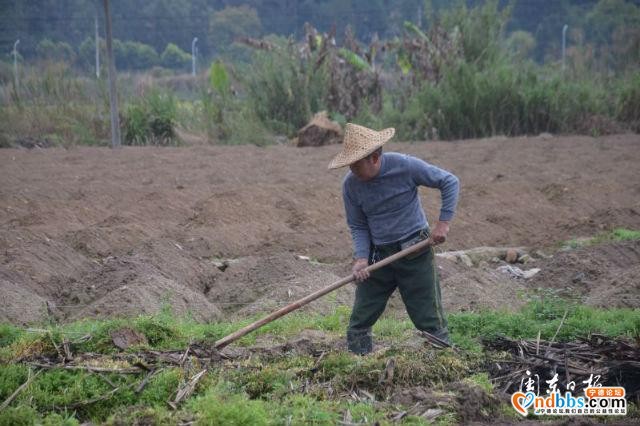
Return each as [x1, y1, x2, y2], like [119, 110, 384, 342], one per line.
[329, 123, 459, 355]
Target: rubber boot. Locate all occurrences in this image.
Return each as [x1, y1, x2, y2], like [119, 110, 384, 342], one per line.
[347, 328, 373, 355]
[432, 327, 450, 345]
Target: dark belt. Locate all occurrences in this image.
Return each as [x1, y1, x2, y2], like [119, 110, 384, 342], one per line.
[369, 227, 430, 265]
[374, 227, 430, 251]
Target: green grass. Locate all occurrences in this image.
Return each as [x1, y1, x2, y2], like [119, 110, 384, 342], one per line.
[450, 297, 640, 352]
[609, 228, 640, 241]
[0, 300, 638, 424]
[562, 227, 640, 249]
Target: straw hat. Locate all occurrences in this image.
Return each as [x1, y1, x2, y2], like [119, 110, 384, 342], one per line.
[328, 123, 395, 169]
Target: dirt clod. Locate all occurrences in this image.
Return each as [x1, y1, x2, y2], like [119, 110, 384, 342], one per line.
[505, 248, 518, 263]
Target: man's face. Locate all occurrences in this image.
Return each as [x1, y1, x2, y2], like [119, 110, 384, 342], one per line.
[350, 153, 381, 181]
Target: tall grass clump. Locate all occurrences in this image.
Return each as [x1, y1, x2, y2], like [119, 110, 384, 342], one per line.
[195, 60, 271, 145]
[247, 41, 328, 136]
[616, 72, 640, 132]
[122, 89, 179, 146]
[0, 61, 108, 146]
[394, 60, 608, 140]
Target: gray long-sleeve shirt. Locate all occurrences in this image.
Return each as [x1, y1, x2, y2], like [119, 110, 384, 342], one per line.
[342, 152, 460, 259]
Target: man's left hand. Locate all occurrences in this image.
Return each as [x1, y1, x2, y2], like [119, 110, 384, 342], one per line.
[431, 221, 450, 245]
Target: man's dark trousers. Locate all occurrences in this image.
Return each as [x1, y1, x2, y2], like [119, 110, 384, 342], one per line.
[347, 237, 448, 354]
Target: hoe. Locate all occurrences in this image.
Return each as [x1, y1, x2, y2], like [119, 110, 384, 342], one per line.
[213, 237, 440, 350]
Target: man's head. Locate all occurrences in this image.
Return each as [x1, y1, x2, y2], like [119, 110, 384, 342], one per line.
[328, 123, 395, 170]
[349, 147, 382, 181]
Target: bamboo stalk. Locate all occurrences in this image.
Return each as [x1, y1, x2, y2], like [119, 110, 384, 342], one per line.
[214, 237, 434, 349]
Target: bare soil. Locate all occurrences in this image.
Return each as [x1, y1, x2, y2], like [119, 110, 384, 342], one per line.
[1, 133, 639, 324]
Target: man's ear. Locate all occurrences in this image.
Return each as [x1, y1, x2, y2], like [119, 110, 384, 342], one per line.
[371, 151, 381, 164]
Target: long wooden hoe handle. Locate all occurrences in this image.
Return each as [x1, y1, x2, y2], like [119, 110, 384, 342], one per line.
[214, 237, 434, 349]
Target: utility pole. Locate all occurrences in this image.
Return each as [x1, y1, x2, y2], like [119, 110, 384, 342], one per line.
[562, 24, 568, 71]
[95, 11, 100, 78]
[12, 39, 19, 91]
[191, 37, 198, 76]
[103, 0, 121, 148]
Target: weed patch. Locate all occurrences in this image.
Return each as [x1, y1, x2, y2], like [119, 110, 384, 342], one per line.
[189, 389, 270, 426]
[0, 301, 637, 424]
[562, 227, 640, 249]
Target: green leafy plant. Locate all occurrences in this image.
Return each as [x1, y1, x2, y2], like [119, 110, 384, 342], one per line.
[122, 90, 178, 146]
[247, 40, 328, 136]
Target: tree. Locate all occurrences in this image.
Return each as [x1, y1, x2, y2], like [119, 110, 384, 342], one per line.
[208, 6, 261, 58]
[161, 43, 190, 70]
[79, 36, 105, 70]
[36, 38, 76, 62]
[123, 41, 159, 69]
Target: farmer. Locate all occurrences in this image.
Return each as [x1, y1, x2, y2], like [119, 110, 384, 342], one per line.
[328, 123, 459, 355]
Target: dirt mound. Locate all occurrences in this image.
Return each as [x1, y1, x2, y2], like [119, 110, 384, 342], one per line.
[1, 134, 639, 324]
[0, 231, 225, 323]
[206, 253, 527, 319]
[438, 256, 527, 312]
[530, 240, 640, 308]
[205, 254, 353, 316]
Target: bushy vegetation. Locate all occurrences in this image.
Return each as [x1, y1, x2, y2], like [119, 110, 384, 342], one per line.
[247, 42, 329, 135]
[160, 43, 191, 70]
[122, 89, 178, 146]
[1, 0, 639, 147]
[0, 61, 108, 146]
[392, 61, 614, 140]
[0, 298, 638, 424]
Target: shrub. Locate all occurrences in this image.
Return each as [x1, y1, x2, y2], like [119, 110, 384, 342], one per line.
[201, 60, 232, 140]
[36, 38, 76, 63]
[247, 44, 328, 135]
[160, 43, 190, 70]
[123, 41, 159, 70]
[106, 39, 159, 70]
[122, 90, 178, 146]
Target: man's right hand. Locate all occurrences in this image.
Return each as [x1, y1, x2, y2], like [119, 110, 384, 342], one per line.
[352, 258, 370, 282]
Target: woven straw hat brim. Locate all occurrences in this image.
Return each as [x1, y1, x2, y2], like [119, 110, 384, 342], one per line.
[328, 127, 395, 169]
